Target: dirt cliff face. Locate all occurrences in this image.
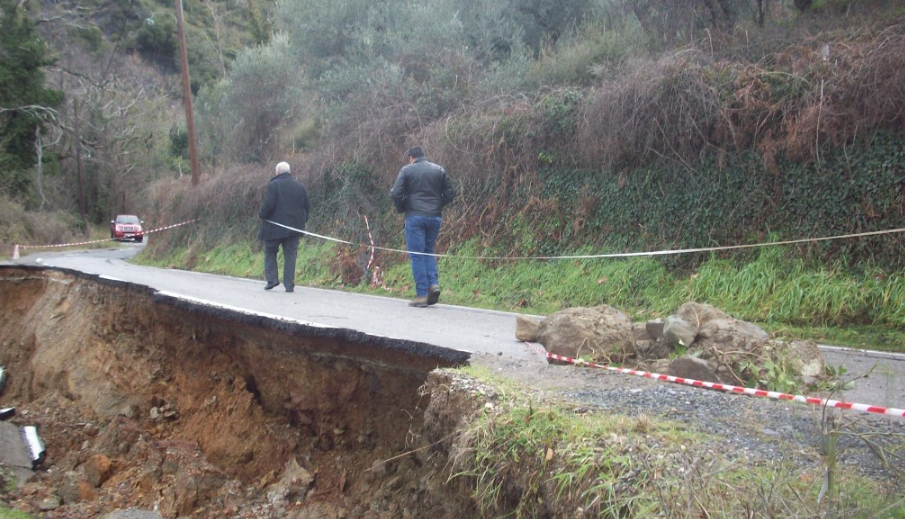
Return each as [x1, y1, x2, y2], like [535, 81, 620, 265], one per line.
[0, 266, 476, 518]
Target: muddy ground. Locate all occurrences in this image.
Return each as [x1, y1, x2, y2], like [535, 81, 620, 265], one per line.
[0, 266, 479, 518]
[0, 266, 902, 519]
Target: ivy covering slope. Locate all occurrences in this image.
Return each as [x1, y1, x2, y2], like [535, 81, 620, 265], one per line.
[132, 2, 905, 333]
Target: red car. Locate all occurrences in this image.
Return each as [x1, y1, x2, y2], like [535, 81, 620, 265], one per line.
[110, 214, 144, 242]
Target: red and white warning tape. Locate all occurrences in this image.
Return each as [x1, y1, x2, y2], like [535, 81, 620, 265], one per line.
[18, 236, 114, 251]
[139, 219, 197, 236]
[525, 342, 905, 418]
[12, 219, 197, 258]
[9, 214, 903, 419]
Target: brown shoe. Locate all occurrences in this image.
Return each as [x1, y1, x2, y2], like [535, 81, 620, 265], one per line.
[409, 296, 428, 307]
[427, 285, 441, 305]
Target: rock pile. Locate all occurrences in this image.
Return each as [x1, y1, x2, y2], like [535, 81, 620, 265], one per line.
[518, 302, 825, 391]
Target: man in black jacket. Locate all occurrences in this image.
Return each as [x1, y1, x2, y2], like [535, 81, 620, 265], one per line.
[259, 161, 310, 292]
[391, 146, 456, 307]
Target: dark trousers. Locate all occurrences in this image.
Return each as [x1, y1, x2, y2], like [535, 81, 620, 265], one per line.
[264, 235, 300, 290]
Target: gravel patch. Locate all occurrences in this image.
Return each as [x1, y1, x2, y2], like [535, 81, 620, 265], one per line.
[471, 353, 905, 482]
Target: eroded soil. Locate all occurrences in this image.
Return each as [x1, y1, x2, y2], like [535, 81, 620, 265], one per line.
[2, 266, 903, 519]
[0, 266, 476, 518]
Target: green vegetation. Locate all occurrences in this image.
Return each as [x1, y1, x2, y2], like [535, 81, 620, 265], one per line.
[0, 0, 64, 198]
[0, 503, 35, 519]
[447, 367, 905, 518]
[4, 0, 904, 516]
[0, 194, 130, 252]
[135, 230, 905, 353]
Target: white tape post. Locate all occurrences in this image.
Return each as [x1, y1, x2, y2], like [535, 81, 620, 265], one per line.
[362, 216, 389, 290]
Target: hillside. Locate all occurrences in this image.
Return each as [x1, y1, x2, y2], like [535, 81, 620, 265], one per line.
[1, 0, 904, 339]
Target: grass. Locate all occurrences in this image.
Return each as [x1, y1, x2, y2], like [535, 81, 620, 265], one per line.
[0, 504, 35, 519]
[195, 242, 260, 277]
[446, 368, 905, 519]
[134, 235, 905, 354]
[131, 235, 905, 517]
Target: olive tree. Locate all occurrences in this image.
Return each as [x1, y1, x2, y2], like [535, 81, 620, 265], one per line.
[197, 34, 306, 164]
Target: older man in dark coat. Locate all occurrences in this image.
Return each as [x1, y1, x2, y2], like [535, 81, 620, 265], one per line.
[259, 161, 310, 292]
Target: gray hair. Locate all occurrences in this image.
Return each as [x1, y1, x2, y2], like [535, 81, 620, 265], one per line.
[275, 161, 290, 175]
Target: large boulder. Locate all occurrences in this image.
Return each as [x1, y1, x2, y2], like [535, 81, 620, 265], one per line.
[673, 302, 770, 360]
[537, 305, 634, 363]
[674, 301, 732, 326]
[669, 303, 823, 389]
[534, 301, 826, 392]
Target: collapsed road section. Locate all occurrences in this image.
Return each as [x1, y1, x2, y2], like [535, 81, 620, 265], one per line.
[0, 265, 477, 518]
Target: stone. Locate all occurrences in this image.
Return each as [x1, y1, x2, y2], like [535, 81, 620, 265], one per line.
[632, 322, 653, 341]
[663, 315, 697, 348]
[674, 302, 731, 326]
[267, 457, 315, 505]
[698, 318, 769, 346]
[82, 453, 113, 487]
[38, 495, 61, 510]
[782, 340, 825, 379]
[669, 356, 721, 384]
[537, 305, 634, 363]
[645, 318, 665, 340]
[58, 473, 98, 504]
[514, 315, 541, 342]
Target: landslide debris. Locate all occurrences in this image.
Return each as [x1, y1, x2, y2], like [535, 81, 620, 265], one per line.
[0, 266, 474, 518]
[2, 266, 902, 519]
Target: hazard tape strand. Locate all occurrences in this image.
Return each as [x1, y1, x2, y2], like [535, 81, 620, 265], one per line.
[264, 220, 905, 261]
[14, 217, 905, 263]
[13, 219, 197, 256]
[525, 342, 905, 418]
[11, 216, 905, 418]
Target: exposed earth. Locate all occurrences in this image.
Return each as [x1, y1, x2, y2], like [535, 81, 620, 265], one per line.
[0, 266, 902, 518]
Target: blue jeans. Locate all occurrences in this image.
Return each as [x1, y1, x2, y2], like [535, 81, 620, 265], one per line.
[404, 215, 442, 297]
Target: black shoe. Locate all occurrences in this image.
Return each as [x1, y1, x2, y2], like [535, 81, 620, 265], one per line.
[427, 285, 441, 305]
[264, 282, 279, 290]
[286, 287, 294, 293]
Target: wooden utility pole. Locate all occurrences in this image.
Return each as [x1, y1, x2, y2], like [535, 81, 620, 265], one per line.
[174, 0, 201, 186]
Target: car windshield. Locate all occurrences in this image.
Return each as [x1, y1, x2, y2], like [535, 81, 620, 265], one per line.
[116, 215, 140, 224]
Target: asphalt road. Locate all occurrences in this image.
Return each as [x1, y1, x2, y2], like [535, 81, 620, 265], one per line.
[5, 242, 544, 362]
[4, 241, 904, 417]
